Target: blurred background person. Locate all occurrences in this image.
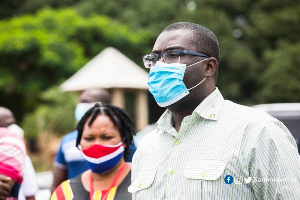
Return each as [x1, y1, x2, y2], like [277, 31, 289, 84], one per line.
[0, 128, 26, 200]
[0, 107, 15, 128]
[51, 103, 135, 199]
[51, 89, 137, 193]
[50, 89, 111, 193]
[0, 107, 38, 200]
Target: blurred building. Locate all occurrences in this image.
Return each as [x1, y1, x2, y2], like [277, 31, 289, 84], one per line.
[60, 47, 149, 130]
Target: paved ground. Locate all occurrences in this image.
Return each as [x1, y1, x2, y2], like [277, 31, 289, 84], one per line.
[36, 171, 52, 200]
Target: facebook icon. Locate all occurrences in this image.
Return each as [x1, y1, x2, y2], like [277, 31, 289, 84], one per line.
[224, 175, 234, 184]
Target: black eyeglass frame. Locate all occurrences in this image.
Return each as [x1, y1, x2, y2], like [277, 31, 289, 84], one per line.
[142, 49, 209, 68]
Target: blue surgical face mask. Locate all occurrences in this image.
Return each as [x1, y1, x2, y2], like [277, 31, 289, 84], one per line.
[148, 60, 207, 107]
[75, 103, 96, 122]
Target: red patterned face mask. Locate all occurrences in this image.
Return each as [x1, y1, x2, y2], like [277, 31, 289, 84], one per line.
[79, 142, 124, 174]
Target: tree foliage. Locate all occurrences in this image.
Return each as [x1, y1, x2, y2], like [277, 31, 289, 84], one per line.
[0, 9, 86, 126]
[22, 86, 77, 138]
[75, 0, 300, 104]
[0, 8, 152, 138]
[0, 0, 299, 138]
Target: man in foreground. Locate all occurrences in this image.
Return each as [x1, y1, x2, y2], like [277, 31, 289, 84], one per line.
[129, 22, 300, 199]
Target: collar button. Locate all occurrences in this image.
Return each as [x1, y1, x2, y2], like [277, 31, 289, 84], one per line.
[209, 113, 216, 118]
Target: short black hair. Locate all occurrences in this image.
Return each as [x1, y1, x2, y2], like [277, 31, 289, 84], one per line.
[76, 103, 135, 159]
[163, 22, 220, 64]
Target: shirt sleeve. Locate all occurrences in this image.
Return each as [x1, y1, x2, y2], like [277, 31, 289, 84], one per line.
[130, 132, 155, 199]
[130, 146, 138, 200]
[131, 144, 141, 183]
[248, 120, 300, 199]
[21, 156, 39, 196]
[54, 138, 67, 168]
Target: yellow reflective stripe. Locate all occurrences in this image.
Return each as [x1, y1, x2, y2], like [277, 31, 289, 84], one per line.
[50, 192, 58, 200]
[61, 180, 74, 199]
[106, 186, 117, 200]
[93, 191, 102, 200]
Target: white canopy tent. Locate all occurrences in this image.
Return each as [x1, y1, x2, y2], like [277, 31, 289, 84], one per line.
[60, 47, 149, 130]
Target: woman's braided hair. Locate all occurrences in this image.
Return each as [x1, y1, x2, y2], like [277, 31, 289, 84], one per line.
[76, 103, 135, 159]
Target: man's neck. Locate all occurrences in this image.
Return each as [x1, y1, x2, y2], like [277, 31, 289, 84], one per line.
[169, 87, 216, 132]
[172, 109, 193, 132]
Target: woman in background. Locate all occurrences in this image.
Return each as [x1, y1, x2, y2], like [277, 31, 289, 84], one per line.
[51, 103, 135, 200]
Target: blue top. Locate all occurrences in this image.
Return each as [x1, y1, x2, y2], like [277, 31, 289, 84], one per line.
[55, 130, 89, 179]
[55, 130, 137, 179]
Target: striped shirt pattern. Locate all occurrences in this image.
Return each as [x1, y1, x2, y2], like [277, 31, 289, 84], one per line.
[54, 130, 89, 179]
[0, 128, 26, 184]
[93, 187, 117, 200]
[130, 88, 300, 200]
[51, 180, 118, 200]
[51, 180, 74, 200]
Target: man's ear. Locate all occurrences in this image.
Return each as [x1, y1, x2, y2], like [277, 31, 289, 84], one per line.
[205, 57, 218, 77]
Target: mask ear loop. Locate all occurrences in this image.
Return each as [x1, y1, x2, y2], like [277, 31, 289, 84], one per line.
[187, 77, 207, 91]
[187, 58, 209, 68]
[186, 58, 209, 91]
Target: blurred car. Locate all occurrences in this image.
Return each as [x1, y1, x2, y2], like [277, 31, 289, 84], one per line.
[253, 103, 300, 154]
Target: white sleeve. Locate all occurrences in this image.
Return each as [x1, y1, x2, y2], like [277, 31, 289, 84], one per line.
[22, 156, 39, 196]
[248, 121, 300, 199]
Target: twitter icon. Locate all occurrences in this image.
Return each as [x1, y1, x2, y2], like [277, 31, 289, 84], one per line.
[244, 177, 252, 184]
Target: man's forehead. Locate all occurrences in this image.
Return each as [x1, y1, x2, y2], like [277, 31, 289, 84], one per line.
[153, 29, 195, 52]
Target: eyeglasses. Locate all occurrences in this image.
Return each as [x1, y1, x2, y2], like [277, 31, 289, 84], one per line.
[142, 49, 209, 68]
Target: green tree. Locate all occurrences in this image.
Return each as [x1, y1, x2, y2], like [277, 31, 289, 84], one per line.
[0, 0, 80, 19]
[246, 0, 300, 102]
[74, 0, 261, 103]
[22, 86, 77, 138]
[1, 0, 300, 139]
[0, 8, 87, 123]
[0, 8, 152, 138]
[75, 0, 300, 103]
[259, 42, 300, 102]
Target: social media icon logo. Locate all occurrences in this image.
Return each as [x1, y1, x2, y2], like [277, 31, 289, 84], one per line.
[224, 175, 234, 184]
[234, 177, 243, 184]
[244, 177, 252, 184]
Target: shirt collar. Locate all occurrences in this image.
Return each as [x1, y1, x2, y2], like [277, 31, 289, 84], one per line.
[156, 87, 224, 134]
[156, 109, 177, 136]
[194, 87, 224, 121]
